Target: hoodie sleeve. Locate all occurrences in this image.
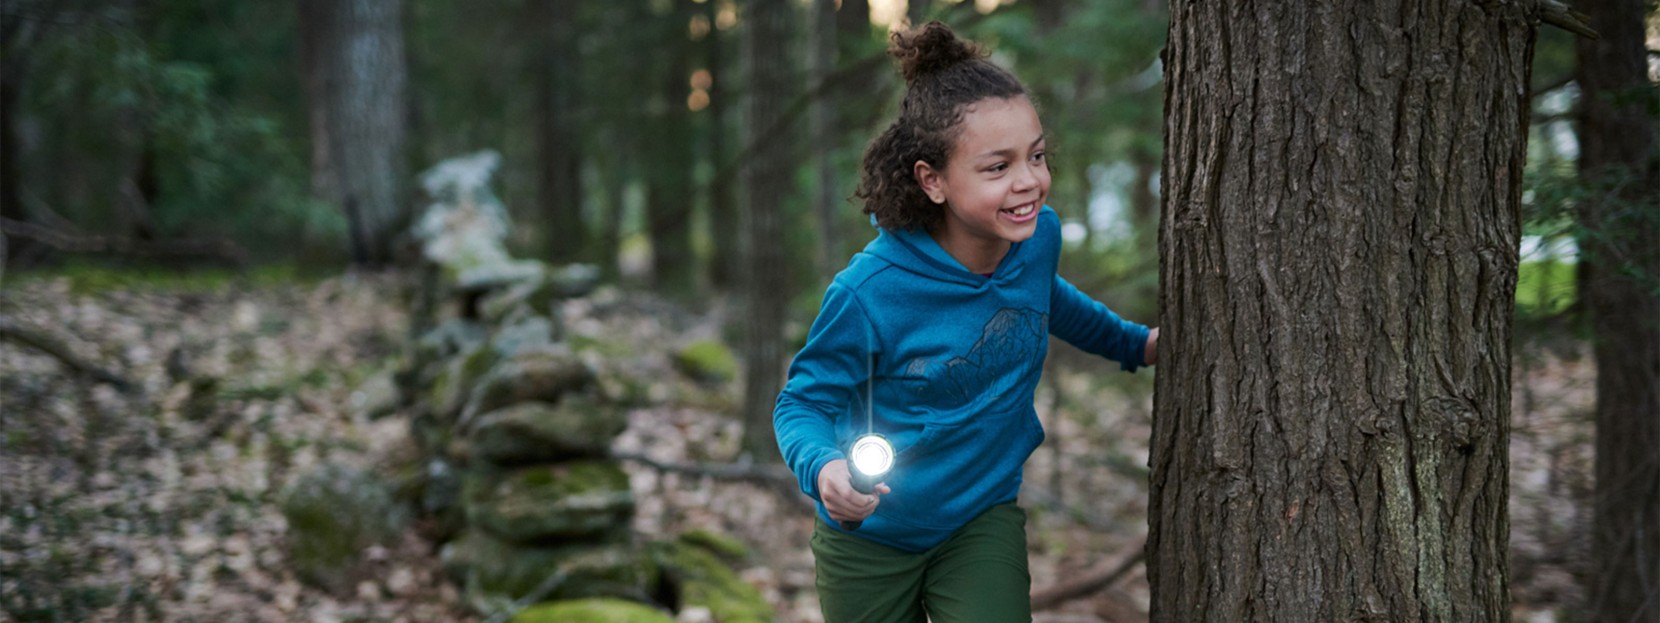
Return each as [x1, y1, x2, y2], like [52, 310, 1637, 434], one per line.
[773, 282, 872, 502]
[1049, 274, 1150, 372]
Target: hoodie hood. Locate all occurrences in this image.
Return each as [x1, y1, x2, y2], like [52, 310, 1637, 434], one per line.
[861, 205, 1055, 288]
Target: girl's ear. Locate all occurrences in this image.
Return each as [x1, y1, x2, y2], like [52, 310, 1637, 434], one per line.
[913, 160, 947, 205]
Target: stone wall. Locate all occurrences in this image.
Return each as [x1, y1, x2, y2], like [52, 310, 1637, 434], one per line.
[334, 151, 770, 622]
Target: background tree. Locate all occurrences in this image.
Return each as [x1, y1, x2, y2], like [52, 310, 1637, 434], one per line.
[647, 0, 698, 294]
[1574, 0, 1660, 618]
[1150, 2, 1535, 620]
[738, 0, 796, 462]
[299, 0, 410, 267]
[532, 0, 586, 265]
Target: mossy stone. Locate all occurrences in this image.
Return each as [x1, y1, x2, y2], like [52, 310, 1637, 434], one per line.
[279, 463, 407, 595]
[462, 346, 593, 423]
[672, 340, 737, 384]
[649, 536, 775, 623]
[441, 530, 656, 613]
[509, 598, 673, 623]
[464, 461, 634, 543]
[470, 396, 627, 464]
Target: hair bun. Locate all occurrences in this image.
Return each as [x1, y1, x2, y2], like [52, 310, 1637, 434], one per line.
[890, 21, 985, 83]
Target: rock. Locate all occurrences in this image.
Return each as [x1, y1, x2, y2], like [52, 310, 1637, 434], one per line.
[470, 396, 627, 465]
[509, 598, 674, 623]
[461, 346, 593, 425]
[455, 260, 546, 294]
[430, 343, 500, 424]
[279, 463, 408, 595]
[672, 340, 737, 385]
[464, 461, 634, 543]
[441, 530, 655, 612]
[648, 534, 774, 623]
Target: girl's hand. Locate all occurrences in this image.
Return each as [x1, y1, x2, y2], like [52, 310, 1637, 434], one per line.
[817, 459, 892, 523]
[1145, 327, 1159, 366]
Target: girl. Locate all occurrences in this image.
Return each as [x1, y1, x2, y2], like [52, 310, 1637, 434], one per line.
[773, 21, 1158, 622]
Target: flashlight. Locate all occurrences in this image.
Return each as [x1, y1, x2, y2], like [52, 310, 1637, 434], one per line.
[840, 433, 894, 531]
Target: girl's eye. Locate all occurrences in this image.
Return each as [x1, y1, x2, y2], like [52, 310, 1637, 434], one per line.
[987, 163, 1008, 173]
[1032, 152, 1047, 163]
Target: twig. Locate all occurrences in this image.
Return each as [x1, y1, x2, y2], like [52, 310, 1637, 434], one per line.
[0, 317, 134, 392]
[1030, 535, 1147, 611]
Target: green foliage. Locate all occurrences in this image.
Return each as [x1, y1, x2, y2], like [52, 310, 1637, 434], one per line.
[18, 2, 334, 261]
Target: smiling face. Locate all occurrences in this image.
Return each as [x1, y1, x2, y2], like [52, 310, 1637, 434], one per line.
[913, 95, 1050, 274]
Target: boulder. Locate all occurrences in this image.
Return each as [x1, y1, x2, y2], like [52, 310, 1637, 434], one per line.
[279, 463, 408, 595]
[672, 340, 737, 385]
[465, 461, 634, 543]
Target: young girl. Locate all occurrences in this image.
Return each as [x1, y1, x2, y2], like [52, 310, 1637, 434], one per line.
[773, 21, 1158, 622]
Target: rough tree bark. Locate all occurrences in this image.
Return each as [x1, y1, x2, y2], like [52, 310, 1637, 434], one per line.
[1151, 1, 1535, 621]
[1574, 0, 1660, 618]
[299, 0, 410, 267]
[739, 0, 794, 462]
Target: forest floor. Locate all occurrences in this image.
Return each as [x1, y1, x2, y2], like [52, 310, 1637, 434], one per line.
[0, 270, 1595, 622]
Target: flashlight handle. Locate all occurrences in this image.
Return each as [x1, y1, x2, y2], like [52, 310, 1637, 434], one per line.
[841, 473, 880, 531]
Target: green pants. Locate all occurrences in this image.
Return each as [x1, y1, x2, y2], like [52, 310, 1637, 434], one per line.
[811, 502, 1032, 623]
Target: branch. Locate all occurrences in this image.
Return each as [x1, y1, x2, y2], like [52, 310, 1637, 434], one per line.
[0, 317, 134, 392]
[1030, 535, 1147, 611]
[0, 217, 248, 266]
[1537, 0, 1598, 39]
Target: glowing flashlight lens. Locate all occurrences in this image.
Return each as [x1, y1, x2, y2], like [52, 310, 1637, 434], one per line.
[850, 436, 893, 477]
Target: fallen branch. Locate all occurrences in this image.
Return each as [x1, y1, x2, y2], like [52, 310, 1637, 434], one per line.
[0, 317, 133, 392]
[1031, 535, 1147, 611]
[0, 217, 248, 266]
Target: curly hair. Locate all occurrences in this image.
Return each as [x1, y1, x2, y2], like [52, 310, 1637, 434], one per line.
[855, 21, 1029, 231]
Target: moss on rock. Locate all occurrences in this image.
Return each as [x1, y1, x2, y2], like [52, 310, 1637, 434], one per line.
[672, 340, 737, 385]
[509, 598, 673, 623]
[464, 461, 634, 542]
[649, 536, 774, 623]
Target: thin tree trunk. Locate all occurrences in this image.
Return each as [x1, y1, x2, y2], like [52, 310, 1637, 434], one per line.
[907, 0, 929, 27]
[704, 0, 739, 291]
[535, 0, 585, 265]
[649, 0, 696, 295]
[1575, 0, 1660, 618]
[299, 0, 409, 267]
[810, 0, 839, 281]
[1151, 1, 1532, 621]
[739, 0, 794, 462]
[0, 64, 28, 264]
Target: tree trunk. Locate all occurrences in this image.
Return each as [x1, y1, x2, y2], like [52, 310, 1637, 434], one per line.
[1575, 0, 1660, 618]
[649, 0, 697, 295]
[1151, 1, 1533, 621]
[299, 0, 410, 267]
[534, 0, 586, 265]
[907, 0, 929, 27]
[739, 0, 794, 462]
[809, 0, 839, 281]
[704, 0, 739, 291]
[0, 62, 28, 264]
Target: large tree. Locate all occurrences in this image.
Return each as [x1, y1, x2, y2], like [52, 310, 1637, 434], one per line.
[1574, 0, 1660, 618]
[738, 0, 796, 462]
[648, 0, 697, 294]
[1150, 1, 1536, 620]
[299, 0, 410, 266]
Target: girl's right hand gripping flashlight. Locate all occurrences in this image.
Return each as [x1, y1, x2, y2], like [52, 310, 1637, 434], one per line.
[841, 434, 894, 531]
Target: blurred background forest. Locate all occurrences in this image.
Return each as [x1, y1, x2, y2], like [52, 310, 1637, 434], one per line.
[1, 0, 1656, 621]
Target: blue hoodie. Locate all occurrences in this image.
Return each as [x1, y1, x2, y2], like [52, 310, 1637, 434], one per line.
[773, 205, 1149, 553]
